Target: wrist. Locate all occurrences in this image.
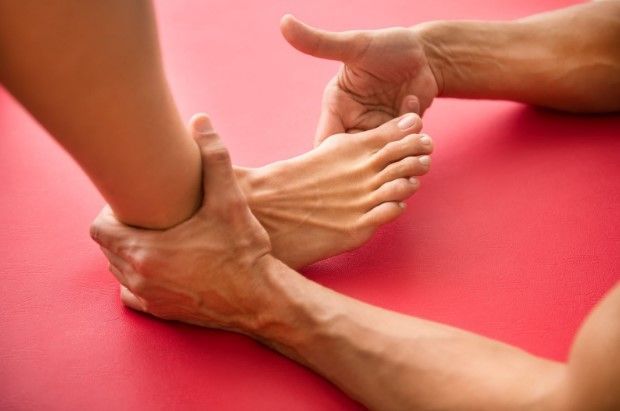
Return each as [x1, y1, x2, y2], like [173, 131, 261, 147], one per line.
[245, 255, 335, 359]
[413, 21, 449, 97]
[247, 255, 313, 336]
[413, 19, 526, 99]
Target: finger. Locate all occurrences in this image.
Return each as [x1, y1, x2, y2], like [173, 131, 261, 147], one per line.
[189, 113, 244, 205]
[399, 95, 420, 115]
[352, 111, 397, 134]
[280, 14, 366, 62]
[108, 262, 130, 289]
[90, 205, 142, 254]
[314, 106, 346, 146]
[120, 285, 147, 312]
[100, 247, 133, 276]
[314, 77, 351, 145]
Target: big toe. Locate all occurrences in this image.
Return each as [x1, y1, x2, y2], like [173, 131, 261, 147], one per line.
[361, 113, 423, 149]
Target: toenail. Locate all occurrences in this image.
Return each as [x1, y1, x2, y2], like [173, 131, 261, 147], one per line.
[419, 155, 430, 166]
[420, 134, 432, 145]
[397, 114, 418, 130]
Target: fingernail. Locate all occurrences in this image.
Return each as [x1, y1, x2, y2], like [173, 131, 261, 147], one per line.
[398, 114, 418, 130]
[419, 155, 430, 166]
[419, 133, 432, 145]
[409, 177, 418, 185]
[399, 202, 407, 209]
[193, 113, 211, 132]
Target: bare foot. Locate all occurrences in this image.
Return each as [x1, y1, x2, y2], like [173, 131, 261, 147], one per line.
[236, 113, 432, 269]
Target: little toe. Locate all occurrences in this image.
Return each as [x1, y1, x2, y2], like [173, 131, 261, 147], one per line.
[374, 155, 430, 187]
[360, 201, 406, 228]
[371, 177, 419, 205]
[362, 113, 423, 148]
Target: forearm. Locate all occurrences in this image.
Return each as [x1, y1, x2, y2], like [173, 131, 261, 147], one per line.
[0, 1, 201, 228]
[416, 1, 620, 112]
[252, 258, 565, 411]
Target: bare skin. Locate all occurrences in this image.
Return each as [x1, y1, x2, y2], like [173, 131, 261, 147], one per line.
[90, 117, 620, 410]
[0, 0, 200, 229]
[0, 0, 430, 269]
[280, 1, 620, 145]
[91, 2, 620, 410]
[238, 114, 432, 268]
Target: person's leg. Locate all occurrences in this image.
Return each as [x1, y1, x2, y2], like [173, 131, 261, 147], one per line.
[0, 1, 431, 267]
[0, 0, 201, 229]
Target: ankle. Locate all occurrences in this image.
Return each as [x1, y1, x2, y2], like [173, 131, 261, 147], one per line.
[234, 164, 283, 211]
[234, 166, 259, 204]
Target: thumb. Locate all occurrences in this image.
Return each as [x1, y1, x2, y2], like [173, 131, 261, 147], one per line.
[280, 14, 365, 62]
[314, 106, 345, 146]
[399, 95, 421, 116]
[189, 113, 242, 207]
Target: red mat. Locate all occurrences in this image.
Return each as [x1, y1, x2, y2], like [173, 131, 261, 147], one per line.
[1, 0, 618, 409]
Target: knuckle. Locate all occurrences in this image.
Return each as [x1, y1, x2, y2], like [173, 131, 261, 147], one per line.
[203, 144, 230, 164]
[217, 194, 247, 221]
[89, 223, 101, 243]
[394, 178, 410, 193]
[127, 249, 152, 276]
[404, 156, 418, 169]
[89, 218, 110, 244]
[403, 134, 418, 147]
[394, 160, 409, 176]
[386, 139, 399, 151]
[343, 221, 371, 248]
[211, 197, 243, 221]
[377, 142, 397, 160]
[381, 165, 397, 181]
[228, 195, 247, 212]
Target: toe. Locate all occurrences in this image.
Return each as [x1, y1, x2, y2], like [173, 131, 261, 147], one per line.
[371, 177, 419, 205]
[374, 155, 431, 187]
[359, 201, 406, 228]
[372, 133, 433, 167]
[361, 113, 423, 149]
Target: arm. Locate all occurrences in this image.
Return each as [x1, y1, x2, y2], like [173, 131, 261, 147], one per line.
[90, 126, 620, 411]
[281, 1, 620, 144]
[256, 261, 619, 411]
[0, 0, 201, 228]
[417, 1, 620, 113]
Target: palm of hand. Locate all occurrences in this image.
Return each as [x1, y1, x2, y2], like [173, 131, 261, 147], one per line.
[318, 27, 438, 143]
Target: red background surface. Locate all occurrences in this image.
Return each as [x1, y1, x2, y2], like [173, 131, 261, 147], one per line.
[1, 0, 618, 409]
